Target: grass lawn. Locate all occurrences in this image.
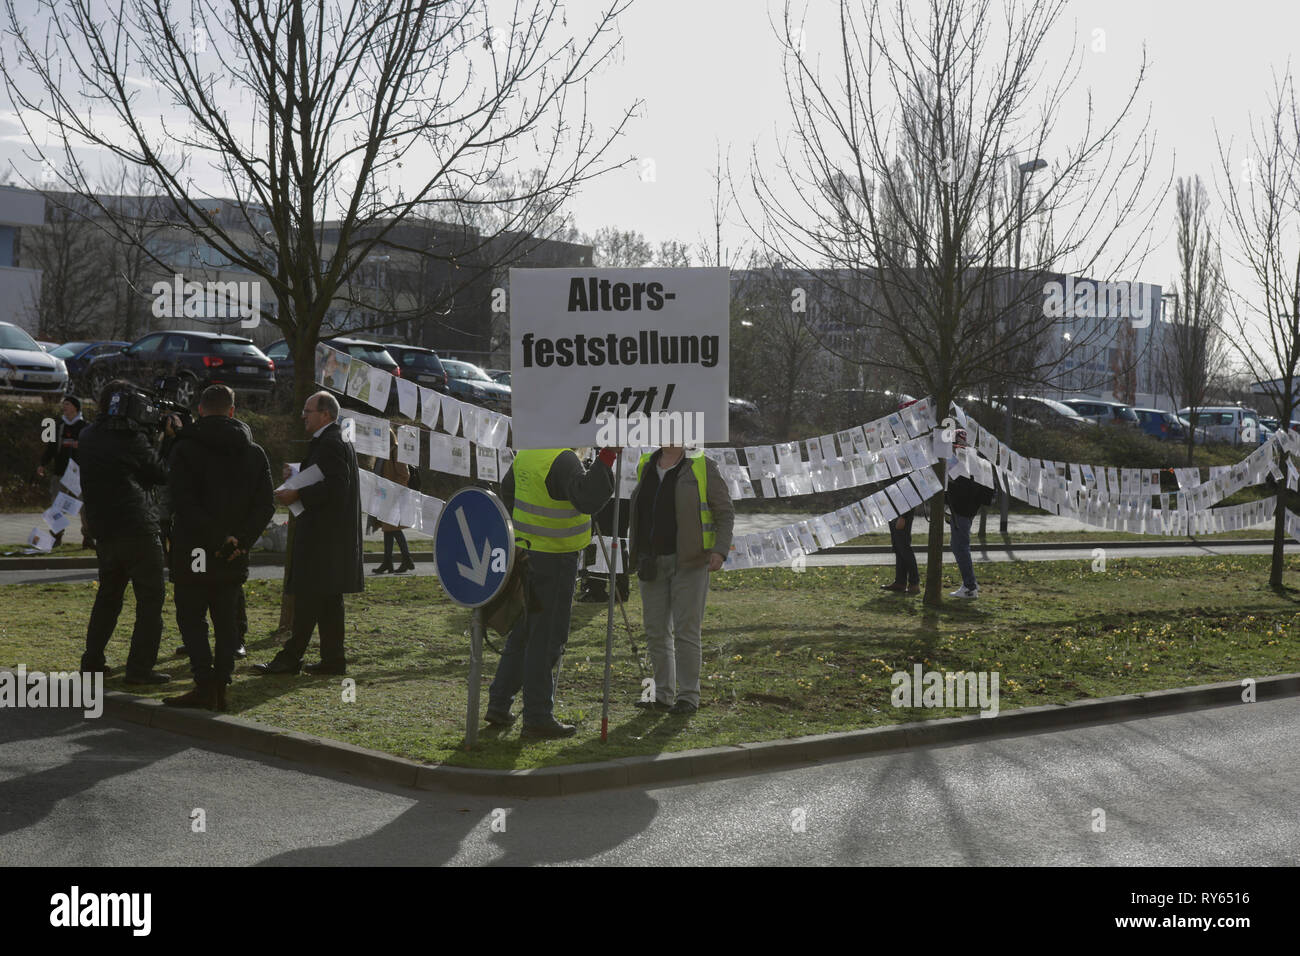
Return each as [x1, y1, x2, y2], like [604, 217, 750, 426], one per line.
[3, 554, 1299, 770]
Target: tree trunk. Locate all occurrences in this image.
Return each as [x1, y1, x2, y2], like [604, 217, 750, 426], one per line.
[923, 466, 948, 607]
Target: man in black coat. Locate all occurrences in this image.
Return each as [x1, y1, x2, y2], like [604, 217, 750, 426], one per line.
[254, 390, 364, 676]
[78, 380, 180, 683]
[164, 385, 274, 710]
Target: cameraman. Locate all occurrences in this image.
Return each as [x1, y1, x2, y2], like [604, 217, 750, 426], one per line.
[163, 385, 273, 710]
[78, 379, 181, 683]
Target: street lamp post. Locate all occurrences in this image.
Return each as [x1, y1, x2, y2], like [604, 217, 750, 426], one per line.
[999, 157, 1048, 535]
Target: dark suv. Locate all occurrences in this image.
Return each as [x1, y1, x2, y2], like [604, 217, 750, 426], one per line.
[85, 331, 275, 406]
[268, 336, 401, 385]
[390, 345, 449, 392]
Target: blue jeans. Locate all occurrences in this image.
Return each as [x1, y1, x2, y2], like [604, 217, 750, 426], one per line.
[488, 550, 579, 726]
[950, 514, 977, 590]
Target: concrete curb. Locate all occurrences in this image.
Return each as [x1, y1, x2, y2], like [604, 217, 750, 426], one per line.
[31, 669, 1298, 797]
[2, 537, 1292, 570]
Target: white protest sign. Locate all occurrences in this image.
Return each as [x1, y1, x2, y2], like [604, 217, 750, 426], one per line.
[509, 267, 730, 448]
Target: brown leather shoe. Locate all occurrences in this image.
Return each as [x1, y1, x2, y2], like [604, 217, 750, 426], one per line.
[163, 680, 217, 710]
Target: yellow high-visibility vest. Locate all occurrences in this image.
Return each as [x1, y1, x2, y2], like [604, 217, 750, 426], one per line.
[637, 452, 715, 550]
[511, 449, 592, 553]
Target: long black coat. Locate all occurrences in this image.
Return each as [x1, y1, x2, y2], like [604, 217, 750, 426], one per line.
[286, 422, 364, 595]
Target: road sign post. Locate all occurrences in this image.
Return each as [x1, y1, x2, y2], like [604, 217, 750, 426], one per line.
[601, 453, 621, 742]
[433, 487, 515, 751]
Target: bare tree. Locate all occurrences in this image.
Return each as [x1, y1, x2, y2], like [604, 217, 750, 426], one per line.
[2, 0, 637, 409]
[588, 225, 653, 267]
[1216, 68, 1300, 589]
[654, 239, 692, 267]
[23, 195, 113, 342]
[746, 0, 1162, 605]
[1160, 175, 1229, 465]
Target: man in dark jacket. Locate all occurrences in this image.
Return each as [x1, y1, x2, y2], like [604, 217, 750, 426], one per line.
[78, 380, 180, 683]
[164, 385, 274, 710]
[254, 390, 363, 676]
[947, 430, 996, 599]
[37, 395, 90, 547]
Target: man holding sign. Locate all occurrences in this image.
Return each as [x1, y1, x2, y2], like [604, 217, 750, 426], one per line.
[506, 266, 731, 739]
[484, 447, 616, 738]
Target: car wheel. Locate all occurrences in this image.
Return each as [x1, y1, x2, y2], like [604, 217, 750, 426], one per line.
[173, 374, 197, 408]
[86, 370, 110, 399]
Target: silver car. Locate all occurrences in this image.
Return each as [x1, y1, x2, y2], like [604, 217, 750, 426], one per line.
[0, 322, 69, 396]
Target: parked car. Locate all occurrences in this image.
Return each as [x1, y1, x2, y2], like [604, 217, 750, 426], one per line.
[36, 340, 59, 352]
[84, 330, 275, 406]
[267, 335, 401, 401]
[0, 321, 69, 397]
[1131, 407, 1186, 441]
[392, 345, 450, 392]
[486, 368, 511, 387]
[48, 340, 131, 391]
[1061, 398, 1140, 427]
[1016, 395, 1089, 429]
[441, 358, 512, 413]
[1178, 405, 1269, 445]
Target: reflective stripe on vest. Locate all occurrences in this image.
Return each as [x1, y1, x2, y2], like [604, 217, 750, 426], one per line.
[511, 449, 592, 553]
[637, 452, 715, 551]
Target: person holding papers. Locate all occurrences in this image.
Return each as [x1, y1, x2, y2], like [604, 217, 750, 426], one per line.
[37, 395, 90, 548]
[946, 430, 997, 599]
[627, 444, 734, 716]
[255, 391, 363, 676]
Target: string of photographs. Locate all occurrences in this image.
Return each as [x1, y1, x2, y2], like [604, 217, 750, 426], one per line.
[315, 344, 1294, 541]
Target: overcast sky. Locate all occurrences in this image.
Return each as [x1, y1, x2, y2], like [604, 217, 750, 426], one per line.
[3, 0, 1298, 319]
[559, 0, 1300, 307]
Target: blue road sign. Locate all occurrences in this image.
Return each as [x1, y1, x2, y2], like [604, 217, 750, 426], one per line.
[434, 487, 516, 608]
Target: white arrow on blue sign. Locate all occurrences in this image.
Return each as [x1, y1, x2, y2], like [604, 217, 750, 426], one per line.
[433, 487, 515, 608]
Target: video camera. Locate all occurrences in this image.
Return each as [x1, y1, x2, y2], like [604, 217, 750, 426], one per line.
[101, 382, 192, 433]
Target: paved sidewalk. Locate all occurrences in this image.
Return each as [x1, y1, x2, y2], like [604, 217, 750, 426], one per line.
[1, 508, 1099, 548]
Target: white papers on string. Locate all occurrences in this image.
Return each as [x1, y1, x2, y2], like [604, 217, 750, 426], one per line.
[476, 444, 499, 482]
[590, 536, 628, 573]
[396, 425, 421, 467]
[339, 410, 389, 459]
[365, 367, 392, 411]
[26, 527, 55, 552]
[429, 433, 471, 477]
[440, 394, 462, 437]
[418, 386, 440, 429]
[395, 378, 419, 420]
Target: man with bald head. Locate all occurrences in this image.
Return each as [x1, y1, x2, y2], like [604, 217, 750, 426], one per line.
[254, 390, 364, 675]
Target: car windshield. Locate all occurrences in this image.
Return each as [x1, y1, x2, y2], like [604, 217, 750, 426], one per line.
[0, 325, 41, 351]
[210, 339, 264, 358]
[348, 344, 395, 365]
[50, 342, 91, 358]
[444, 361, 491, 382]
[400, 351, 443, 371]
[1114, 406, 1139, 422]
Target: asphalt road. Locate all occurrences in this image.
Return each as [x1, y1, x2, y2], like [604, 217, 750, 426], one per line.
[2, 696, 1297, 866]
